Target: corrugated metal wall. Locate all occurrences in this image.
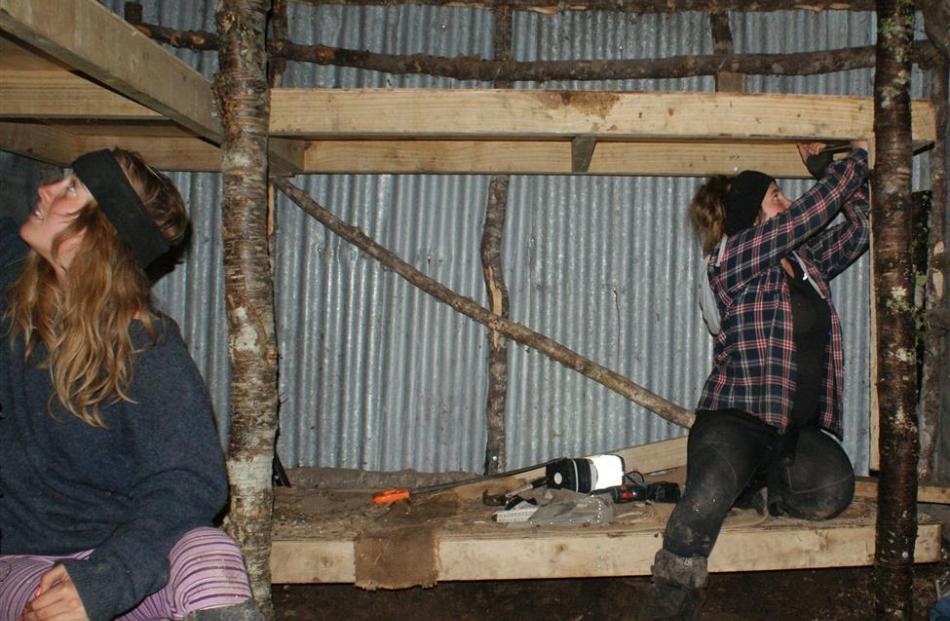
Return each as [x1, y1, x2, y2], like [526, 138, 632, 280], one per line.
[29, 1, 935, 474]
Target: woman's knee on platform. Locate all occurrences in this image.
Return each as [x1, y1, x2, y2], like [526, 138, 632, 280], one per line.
[167, 528, 254, 613]
[768, 462, 855, 520]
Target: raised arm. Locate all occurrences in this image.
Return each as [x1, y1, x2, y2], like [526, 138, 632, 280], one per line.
[715, 149, 869, 296]
[802, 180, 870, 281]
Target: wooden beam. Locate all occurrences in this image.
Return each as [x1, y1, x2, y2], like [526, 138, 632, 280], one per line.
[0, 0, 219, 140]
[0, 69, 161, 120]
[0, 121, 78, 165]
[304, 139, 840, 177]
[272, 90, 937, 145]
[270, 521, 941, 583]
[74, 134, 222, 172]
[855, 477, 950, 504]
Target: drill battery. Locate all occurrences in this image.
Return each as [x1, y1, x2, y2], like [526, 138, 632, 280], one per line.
[602, 479, 681, 504]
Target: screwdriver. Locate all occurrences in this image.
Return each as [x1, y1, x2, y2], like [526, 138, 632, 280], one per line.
[371, 461, 554, 505]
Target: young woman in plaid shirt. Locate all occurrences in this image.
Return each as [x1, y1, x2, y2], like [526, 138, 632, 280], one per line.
[640, 144, 870, 620]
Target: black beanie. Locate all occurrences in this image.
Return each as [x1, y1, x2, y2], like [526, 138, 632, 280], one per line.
[724, 170, 775, 236]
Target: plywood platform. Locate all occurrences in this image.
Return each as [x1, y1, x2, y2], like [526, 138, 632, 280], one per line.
[270, 467, 944, 585]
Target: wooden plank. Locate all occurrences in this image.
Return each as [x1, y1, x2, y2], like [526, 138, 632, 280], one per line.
[854, 476, 950, 504]
[0, 121, 77, 165]
[0, 69, 161, 119]
[0, 0, 219, 140]
[0, 30, 67, 72]
[270, 522, 942, 584]
[272, 90, 937, 144]
[74, 134, 222, 172]
[271, 540, 355, 585]
[303, 139, 831, 177]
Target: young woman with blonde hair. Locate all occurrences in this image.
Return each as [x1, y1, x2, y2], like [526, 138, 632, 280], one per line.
[0, 149, 262, 621]
[640, 143, 871, 620]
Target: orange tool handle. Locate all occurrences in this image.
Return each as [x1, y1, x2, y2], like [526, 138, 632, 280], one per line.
[372, 488, 410, 504]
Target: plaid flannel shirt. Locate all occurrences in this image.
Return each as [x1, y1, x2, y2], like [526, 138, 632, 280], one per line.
[698, 150, 870, 438]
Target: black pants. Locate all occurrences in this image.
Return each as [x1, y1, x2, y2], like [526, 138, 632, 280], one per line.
[662, 409, 855, 560]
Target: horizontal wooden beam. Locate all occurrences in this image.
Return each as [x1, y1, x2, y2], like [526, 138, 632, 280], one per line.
[272, 89, 937, 144]
[0, 121, 77, 165]
[854, 477, 950, 505]
[303, 139, 837, 177]
[73, 134, 222, 172]
[0, 69, 162, 120]
[0, 0, 219, 140]
[270, 521, 941, 583]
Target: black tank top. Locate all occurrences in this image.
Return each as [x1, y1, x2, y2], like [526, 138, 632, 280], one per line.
[786, 258, 831, 427]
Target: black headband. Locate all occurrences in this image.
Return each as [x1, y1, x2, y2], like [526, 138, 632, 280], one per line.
[724, 170, 775, 236]
[70, 150, 169, 269]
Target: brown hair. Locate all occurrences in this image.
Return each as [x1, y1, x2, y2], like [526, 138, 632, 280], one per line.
[6, 149, 188, 427]
[689, 175, 731, 255]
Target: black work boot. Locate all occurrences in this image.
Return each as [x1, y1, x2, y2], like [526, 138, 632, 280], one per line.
[182, 600, 264, 620]
[635, 549, 708, 621]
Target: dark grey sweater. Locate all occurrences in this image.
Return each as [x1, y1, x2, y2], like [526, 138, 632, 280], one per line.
[0, 218, 228, 621]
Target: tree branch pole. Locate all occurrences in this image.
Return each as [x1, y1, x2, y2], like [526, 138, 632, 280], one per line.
[273, 177, 696, 430]
[116, 13, 941, 80]
[214, 0, 279, 616]
[290, 0, 875, 13]
[919, 61, 949, 480]
[276, 41, 896, 80]
[481, 5, 514, 476]
[871, 0, 919, 617]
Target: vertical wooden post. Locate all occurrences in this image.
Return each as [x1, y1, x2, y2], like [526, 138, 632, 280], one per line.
[214, 0, 278, 616]
[482, 5, 513, 475]
[871, 0, 919, 618]
[919, 61, 948, 481]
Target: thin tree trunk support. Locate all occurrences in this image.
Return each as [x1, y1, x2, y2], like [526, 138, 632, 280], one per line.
[481, 5, 514, 476]
[871, 0, 919, 617]
[214, 0, 279, 617]
[274, 177, 696, 430]
[481, 175, 511, 475]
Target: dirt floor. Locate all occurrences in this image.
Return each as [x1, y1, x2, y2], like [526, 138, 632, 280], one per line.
[273, 542, 950, 621]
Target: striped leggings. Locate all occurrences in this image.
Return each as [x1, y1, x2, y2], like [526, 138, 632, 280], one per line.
[0, 527, 253, 620]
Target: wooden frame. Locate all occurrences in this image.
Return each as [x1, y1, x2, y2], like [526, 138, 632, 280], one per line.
[0, 4, 936, 177]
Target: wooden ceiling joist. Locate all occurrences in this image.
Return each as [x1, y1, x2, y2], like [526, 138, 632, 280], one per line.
[0, 0, 218, 141]
[0, 68, 163, 120]
[0, 0, 302, 174]
[271, 89, 935, 143]
[304, 139, 834, 177]
[280, 88, 935, 176]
